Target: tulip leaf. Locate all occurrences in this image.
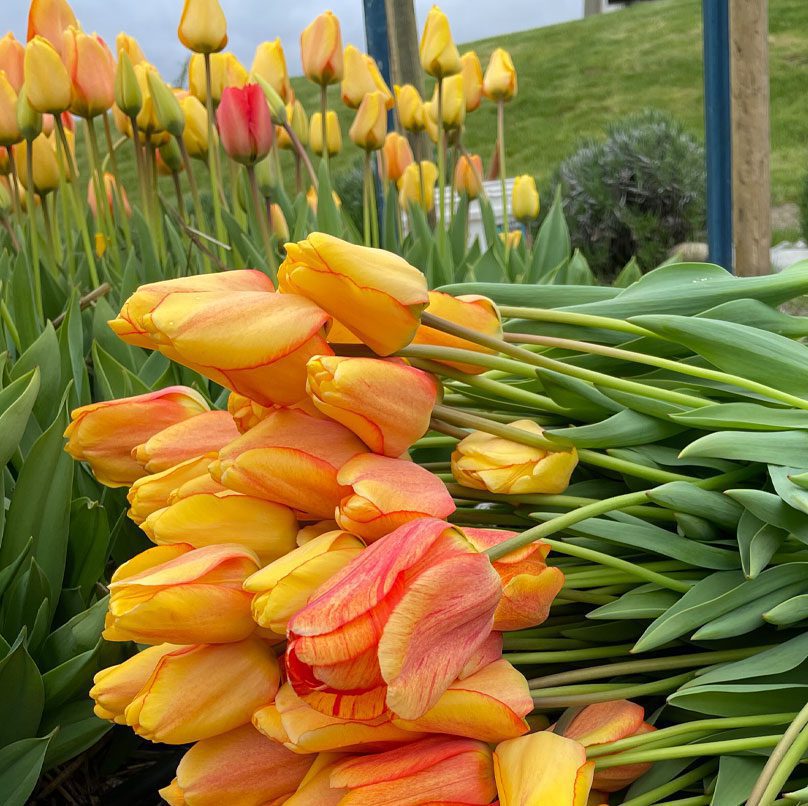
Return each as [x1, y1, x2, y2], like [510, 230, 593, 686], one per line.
[671, 402, 808, 431]
[315, 160, 343, 236]
[647, 483, 742, 530]
[535, 368, 620, 420]
[42, 639, 104, 711]
[736, 510, 787, 579]
[0, 633, 44, 746]
[545, 409, 684, 449]
[40, 699, 111, 770]
[56, 292, 90, 410]
[681, 430, 808, 466]
[725, 489, 808, 544]
[0, 369, 40, 468]
[66, 499, 111, 602]
[588, 586, 680, 620]
[552, 248, 595, 286]
[0, 734, 53, 806]
[768, 465, 808, 515]
[711, 756, 767, 806]
[436, 281, 616, 307]
[473, 246, 507, 283]
[38, 596, 109, 672]
[613, 256, 642, 288]
[700, 298, 808, 337]
[10, 324, 60, 427]
[478, 195, 498, 247]
[91, 342, 151, 401]
[528, 184, 570, 283]
[449, 193, 469, 269]
[764, 593, 808, 626]
[595, 385, 691, 419]
[7, 252, 42, 350]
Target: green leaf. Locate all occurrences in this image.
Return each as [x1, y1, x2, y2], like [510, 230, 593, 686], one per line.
[38, 596, 109, 672]
[588, 586, 679, 620]
[9, 324, 60, 426]
[56, 291, 89, 410]
[66, 499, 110, 601]
[449, 193, 469, 269]
[0, 369, 40, 467]
[473, 246, 507, 283]
[7, 252, 41, 349]
[769, 465, 808, 515]
[647, 482, 742, 530]
[681, 430, 808, 466]
[0, 633, 44, 745]
[91, 341, 150, 401]
[613, 256, 642, 288]
[131, 208, 160, 283]
[535, 368, 620, 421]
[553, 248, 595, 286]
[527, 184, 570, 282]
[736, 510, 786, 579]
[435, 282, 617, 307]
[764, 593, 808, 625]
[0, 734, 53, 806]
[725, 489, 808, 543]
[671, 403, 808, 431]
[315, 160, 343, 236]
[594, 385, 690, 419]
[41, 699, 111, 770]
[545, 409, 684, 449]
[711, 756, 767, 806]
[42, 639, 104, 711]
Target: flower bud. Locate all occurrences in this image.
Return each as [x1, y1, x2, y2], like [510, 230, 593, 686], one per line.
[16, 87, 43, 141]
[189, 52, 247, 105]
[309, 110, 341, 157]
[300, 11, 343, 86]
[24, 36, 72, 114]
[460, 50, 483, 112]
[341, 44, 393, 109]
[276, 98, 308, 150]
[382, 131, 413, 183]
[114, 50, 142, 118]
[251, 39, 292, 103]
[269, 202, 288, 241]
[431, 73, 465, 129]
[454, 153, 483, 199]
[216, 83, 273, 164]
[115, 33, 146, 66]
[178, 0, 228, 54]
[62, 28, 115, 118]
[0, 73, 22, 147]
[27, 0, 77, 59]
[483, 47, 518, 102]
[500, 229, 522, 249]
[419, 6, 461, 79]
[398, 160, 438, 212]
[512, 174, 539, 221]
[13, 134, 60, 194]
[179, 94, 208, 158]
[349, 90, 387, 151]
[0, 33, 25, 93]
[394, 83, 425, 132]
[146, 71, 184, 138]
[87, 171, 132, 219]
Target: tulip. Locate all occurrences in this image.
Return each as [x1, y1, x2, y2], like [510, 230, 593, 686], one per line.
[349, 90, 387, 151]
[453, 419, 578, 495]
[560, 701, 656, 792]
[512, 173, 540, 221]
[24, 36, 71, 114]
[62, 28, 115, 118]
[483, 47, 518, 102]
[460, 50, 483, 112]
[142, 491, 297, 565]
[305, 185, 342, 215]
[0, 73, 21, 147]
[309, 110, 341, 157]
[98, 638, 280, 744]
[146, 72, 185, 139]
[500, 229, 522, 249]
[216, 83, 273, 165]
[279, 232, 429, 356]
[300, 11, 343, 86]
[211, 407, 366, 519]
[412, 290, 502, 374]
[130, 62, 168, 139]
[276, 98, 308, 150]
[494, 731, 594, 806]
[394, 83, 425, 132]
[398, 160, 438, 212]
[227, 391, 273, 433]
[114, 51, 142, 119]
[0, 33, 25, 92]
[286, 517, 502, 720]
[463, 528, 565, 631]
[296, 520, 339, 545]
[179, 94, 209, 158]
[189, 52, 247, 105]
[251, 39, 291, 102]
[454, 153, 483, 199]
[160, 724, 315, 806]
[331, 736, 497, 804]
[103, 544, 260, 644]
[420, 6, 461, 79]
[341, 44, 393, 109]
[64, 386, 210, 487]
[178, 0, 228, 54]
[27, 0, 77, 58]
[245, 530, 365, 636]
[285, 753, 350, 805]
[431, 73, 466, 129]
[382, 131, 413, 184]
[87, 171, 132, 219]
[116, 33, 146, 65]
[13, 134, 60, 195]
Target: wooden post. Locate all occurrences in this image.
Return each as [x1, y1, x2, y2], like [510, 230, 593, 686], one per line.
[730, 0, 771, 275]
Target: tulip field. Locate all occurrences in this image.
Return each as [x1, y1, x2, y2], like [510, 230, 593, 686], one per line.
[3, 0, 808, 804]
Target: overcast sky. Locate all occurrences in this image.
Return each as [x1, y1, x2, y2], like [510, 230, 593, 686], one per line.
[5, 0, 583, 83]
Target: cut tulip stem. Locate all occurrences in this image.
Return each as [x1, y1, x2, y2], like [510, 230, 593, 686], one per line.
[498, 306, 659, 338]
[436, 76, 447, 254]
[428, 417, 468, 440]
[618, 761, 719, 806]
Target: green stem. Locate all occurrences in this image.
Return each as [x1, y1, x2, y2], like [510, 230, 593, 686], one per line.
[25, 139, 43, 321]
[320, 85, 329, 173]
[619, 760, 718, 806]
[46, 193, 62, 266]
[203, 52, 226, 260]
[436, 77, 446, 249]
[506, 643, 634, 665]
[497, 99, 509, 244]
[368, 153, 379, 248]
[145, 140, 166, 263]
[38, 192, 57, 276]
[362, 150, 371, 246]
[0, 299, 22, 352]
[86, 118, 121, 272]
[498, 306, 658, 338]
[284, 122, 318, 189]
[246, 163, 277, 278]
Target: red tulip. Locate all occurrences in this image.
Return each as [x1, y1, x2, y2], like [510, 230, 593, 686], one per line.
[216, 83, 273, 165]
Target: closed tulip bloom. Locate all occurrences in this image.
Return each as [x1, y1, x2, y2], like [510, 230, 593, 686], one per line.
[483, 47, 517, 101]
[285, 753, 350, 805]
[341, 44, 393, 109]
[189, 52, 247, 104]
[398, 159, 438, 212]
[460, 50, 483, 112]
[64, 387, 209, 487]
[420, 6, 461, 79]
[212, 407, 366, 519]
[245, 530, 365, 636]
[349, 90, 387, 151]
[216, 84, 273, 165]
[305, 185, 342, 215]
[87, 171, 132, 218]
[276, 98, 308, 150]
[251, 39, 291, 102]
[382, 131, 413, 183]
[394, 83, 425, 132]
[178, 0, 228, 54]
[332, 736, 496, 805]
[454, 153, 483, 199]
[286, 517, 502, 721]
[268, 202, 289, 241]
[141, 492, 297, 565]
[309, 110, 341, 156]
[0, 34, 25, 92]
[0, 73, 21, 147]
[463, 528, 565, 631]
[301, 11, 343, 86]
[24, 36, 71, 113]
[500, 229, 522, 249]
[123, 638, 280, 744]
[180, 94, 209, 158]
[438, 73, 466, 129]
[512, 173, 539, 221]
[27, 0, 77, 58]
[452, 420, 578, 495]
[227, 391, 273, 433]
[103, 544, 260, 645]
[131, 62, 167, 138]
[494, 731, 594, 806]
[160, 725, 315, 806]
[114, 51, 141, 120]
[279, 232, 429, 356]
[116, 33, 146, 65]
[62, 28, 115, 118]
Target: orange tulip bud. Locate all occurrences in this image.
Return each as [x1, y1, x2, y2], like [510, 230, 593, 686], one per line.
[160, 724, 314, 806]
[0, 73, 22, 147]
[62, 28, 115, 118]
[178, 0, 228, 54]
[251, 38, 291, 102]
[309, 110, 341, 157]
[115, 33, 146, 66]
[460, 50, 483, 112]
[64, 386, 210, 487]
[280, 232, 429, 356]
[87, 171, 132, 219]
[452, 420, 578, 495]
[394, 83, 425, 132]
[453, 153, 484, 200]
[212, 407, 366, 519]
[494, 731, 595, 806]
[463, 528, 565, 631]
[0, 33, 25, 93]
[300, 11, 343, 86]
[103, 544, 259, 645]
[268, 202, 289, 241]
[341, 44, 393, 109]
[483, 47, 518, 102]
[419, 6, 461, 79]
[27, 0, 77, 58]
[188, 52, 247, 104]
[306, 356, 438, 456]
[24, 36, 71, 113]
[382, 131, 413, 183]
[286, 517, 502, 721]
[398, 160, 438, 212]
[512, 173, 540, 221]
[348, 90, 387, 151]
[336, 454, 456, 542]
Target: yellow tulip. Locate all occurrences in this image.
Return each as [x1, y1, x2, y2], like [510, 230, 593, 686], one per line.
[188, 52, 247, 105]
[435, 73, 466, 129]
[251, 39, 291, 102]
[419, 6, 461, 79]
[176, 94, 207, 159]
[483, 47, 518, 102]
[115, 33, 146, 65]
[394, 83, 425, 132]
[341, 44, 393, 109]
[460, 50, 483, 112]
[13, 134, 60, 194]
[398, 160, 438, 212]
[309, 110, 341, 156]
[348, 90, 387, 151]
[0, 72, 21, 147]
[512, 174, 540, 221]
[500, 229, 522, 249]
[276, 99, 308, 150]
[300, 11, 343, 86]
[178, 0, 228, 54]
[269, 202, 289, 242]
[24, 36, 72, 114]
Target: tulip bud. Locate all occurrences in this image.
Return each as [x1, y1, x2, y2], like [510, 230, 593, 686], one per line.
[309, 110, 341, 157]
[178, 0, 228, 54]
[348, 90, 387, 151]
[452, 419, 578, 495]
[395, 83, 425, 132]
[62, 28, 115, 118]
[453, 153, 483, 199]
[483, 47, 518, 102]
[216, 83, 273, 165]
[146, 71, 185, 138]
[276, 98, 308, 150]
[500, 229, 522, 249]
[512, 174, 539, 221]
[189, 52, 247, 105]
[13, 133, 60, 194]
[279, 232, 429, 356]
[114, 51, 142, 118]
[251, 39, 291, 103]
[300, 11, 343, 86]
[460, 50, 483, 112]
[420, 6, 461, 79]
[0, 73, 22, 147]
[434, 73, 466, 129]
[254, 153, 278, 196]
[398, 160, 438, 212]
[24, 36, 72, 114]
[116, 33, 146, 66]
[179, 94, 208, 158]
[382, 131, 413, 183]
[341, 44, 393, 109]
[0, 34, 25, 93]
[15, 87, 42, 141]
[87, 171, 132, 219]
[269, 202, 289, 241]
[27, 0, 77, 58]
[253, 73, 287, 123]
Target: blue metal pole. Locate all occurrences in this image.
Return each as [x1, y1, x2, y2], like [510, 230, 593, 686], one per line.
[702, 0, 733, 271]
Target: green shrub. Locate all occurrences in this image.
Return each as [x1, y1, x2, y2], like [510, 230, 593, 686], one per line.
[555, 109, 706, 281]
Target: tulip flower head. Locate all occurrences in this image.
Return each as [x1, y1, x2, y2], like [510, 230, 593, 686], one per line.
[341, 44, 393, 109]
[395, 83, 425, 132]
[116, 33, 146, 65]
[24, 35, 72, 113]
[512, 173, 540, 221]
[178, 0, 228, 54]
[382, 131, 414, 183]
[483, 46, 518, 102]
[251, 38, 292, 102]
[276, 98, 309, 150]
[216, 83, 273, 165]
[398, 160, 439, 212]
[453, 153, 484, 200]
[431, 72, 466, 129]
[27, 0, 77, 58]
[14, 134, 61, 195]
[461, 50, 483, 112]
[309, 109, 341, 156]
[301, 11, 343, 87]
[180, 93, 209, 158]
[349, 89, 388, 151]
[0, 33, 25, 92]
[62, 28, 115, 118]
[87, 171, 132, 219]
[420, 6, 461, 79]
[189, 51, 247, 104]
[0, 72, 22, 147]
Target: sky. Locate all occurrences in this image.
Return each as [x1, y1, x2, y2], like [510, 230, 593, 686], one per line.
[4, 0, 583, 84]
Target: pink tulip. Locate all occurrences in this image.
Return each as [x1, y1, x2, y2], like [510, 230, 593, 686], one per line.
[216, 83, 273, 165]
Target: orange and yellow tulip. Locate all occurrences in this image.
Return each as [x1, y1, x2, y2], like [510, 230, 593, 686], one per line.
[295, 519, 339, 545]
[24, 36, 71, 113]
[64, 386, 210, 487]
[309, 110, 341, 157]
[453, 153, 484, 200]
[348, 90, 387, 151]
[300, 11, 343, 86]
[0, 33, 25, 92]
[27, 0, 77, 58]
[460, 50, 483, 112]
[452, 420, 579, 495]
[336, 454, 456, 542]
[382, 131, 413, 183]
[483, 47, 518, 102]
[226, 391, 273, 433]
[0, 73, 21, 147]
[341, 44, 393, 109]
[419, 6, 461, 79]
[188, 52, 247, 104]
[280, 232, 429, 356]
[251, 38, 292, 102]
[103, 544, 259, 644]
[178, 0, 228, 54]
[62, 28, 115, 118]
[398, 160, 438, 212]
[394, 83, 425, 132]
[512, 173, 540, 221]
[285, 753, 350, 804]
